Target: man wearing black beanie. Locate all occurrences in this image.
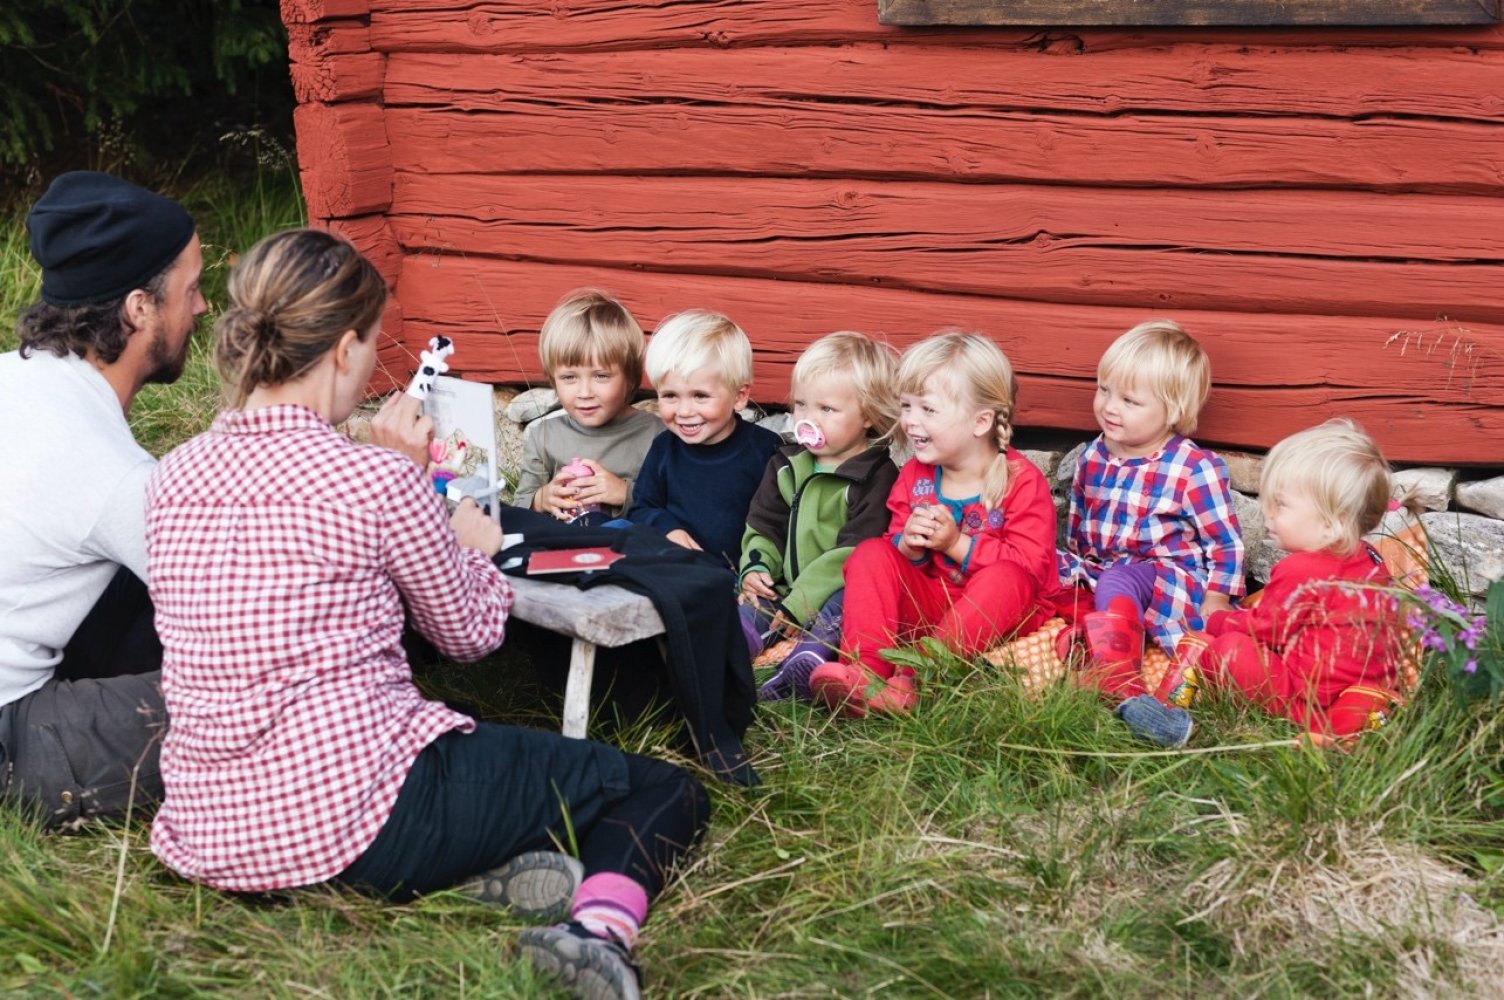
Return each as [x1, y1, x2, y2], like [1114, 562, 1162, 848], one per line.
[0, 171, 207, 829]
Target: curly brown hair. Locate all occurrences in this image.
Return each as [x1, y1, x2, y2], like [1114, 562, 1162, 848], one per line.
[16, 268, 169, 364]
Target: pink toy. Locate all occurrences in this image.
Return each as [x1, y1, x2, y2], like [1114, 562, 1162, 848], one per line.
[794, 419, 826, 450]
[560, 457, 602, 520]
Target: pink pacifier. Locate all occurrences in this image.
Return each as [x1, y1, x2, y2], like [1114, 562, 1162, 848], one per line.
[794, 419, 826, 450]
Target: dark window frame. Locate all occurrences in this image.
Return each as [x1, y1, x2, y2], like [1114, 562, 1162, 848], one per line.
[878, 0, 1502, 27]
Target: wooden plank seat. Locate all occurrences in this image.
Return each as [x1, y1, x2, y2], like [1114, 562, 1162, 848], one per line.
[504, 575, 666, 738]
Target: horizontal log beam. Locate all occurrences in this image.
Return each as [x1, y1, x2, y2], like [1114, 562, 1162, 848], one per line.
[382, 105, 1504, 194]
[388, 173, 1504, 323]
[383, 46, 1504, 122]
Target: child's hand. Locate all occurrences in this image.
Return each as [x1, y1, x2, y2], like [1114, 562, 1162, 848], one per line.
[666, 529, 702, 551]
[569, 460, 628, 510]
[371, 391, 435, 469]
[1201, 591, 1234, 619]
[531, 473, 580, 521]
[741, 570, 777, 602]
[925, 506, 961, 556]
[451, 498, 503, 556]
[904, 504, 957, 551]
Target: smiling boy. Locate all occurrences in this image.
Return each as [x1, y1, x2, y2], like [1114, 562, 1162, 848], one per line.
[512, 290, 662, 523]
[626, 310, 781, 565]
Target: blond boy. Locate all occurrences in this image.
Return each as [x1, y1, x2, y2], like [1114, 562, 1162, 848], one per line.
[625, 310, 782, 563]
[512, 290, 661, 522]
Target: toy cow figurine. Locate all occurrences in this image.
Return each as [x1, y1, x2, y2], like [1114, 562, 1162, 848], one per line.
[406, 336, 455, 402]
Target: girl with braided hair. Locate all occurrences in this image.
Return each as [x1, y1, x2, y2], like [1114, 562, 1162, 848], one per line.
[809, 332, 1059, 717]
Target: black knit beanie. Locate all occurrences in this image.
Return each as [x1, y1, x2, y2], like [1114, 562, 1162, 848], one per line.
[27, 171, 195, 306]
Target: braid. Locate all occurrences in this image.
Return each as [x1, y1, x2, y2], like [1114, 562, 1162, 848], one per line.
[982, 406, 1014, 509]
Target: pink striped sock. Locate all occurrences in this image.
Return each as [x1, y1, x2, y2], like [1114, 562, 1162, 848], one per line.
[570, 873, 649, 951]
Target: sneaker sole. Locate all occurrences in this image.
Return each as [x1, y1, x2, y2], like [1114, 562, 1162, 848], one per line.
[519, 926, 642, 1000]
[461, 851, 583, 922]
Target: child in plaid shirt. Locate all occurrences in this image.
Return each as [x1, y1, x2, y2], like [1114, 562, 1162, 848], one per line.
[1057, 320, 1244, 703]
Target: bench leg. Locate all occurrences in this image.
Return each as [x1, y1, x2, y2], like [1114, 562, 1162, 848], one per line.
[561, 638, 597, 739]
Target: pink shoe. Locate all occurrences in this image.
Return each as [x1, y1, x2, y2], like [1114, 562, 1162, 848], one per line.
[810, 661, 917, 718]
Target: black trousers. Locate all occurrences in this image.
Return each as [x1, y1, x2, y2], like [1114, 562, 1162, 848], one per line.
[0, 568, 165, 829]
[335, 724, 710, 902]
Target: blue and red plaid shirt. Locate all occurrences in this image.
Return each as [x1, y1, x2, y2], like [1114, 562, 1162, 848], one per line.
[1058, 435, 1244, 653]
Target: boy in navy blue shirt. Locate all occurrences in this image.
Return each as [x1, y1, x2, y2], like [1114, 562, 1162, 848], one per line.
[626, 309, 781, 567]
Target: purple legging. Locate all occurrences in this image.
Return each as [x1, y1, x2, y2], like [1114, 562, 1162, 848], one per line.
[1094, 562, 1160, 614]
[740, 591, 844, 661]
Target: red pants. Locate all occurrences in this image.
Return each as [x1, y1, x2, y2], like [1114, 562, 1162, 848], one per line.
[1207, 633, 1338, 731]
[840, 538, 1042, 678]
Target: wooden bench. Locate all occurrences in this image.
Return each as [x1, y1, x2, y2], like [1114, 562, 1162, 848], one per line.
[504, 575, 666, 739]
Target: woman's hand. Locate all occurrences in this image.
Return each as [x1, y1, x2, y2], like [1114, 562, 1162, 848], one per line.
[451, 498, 503, 556]
[371, 392, 434, 469]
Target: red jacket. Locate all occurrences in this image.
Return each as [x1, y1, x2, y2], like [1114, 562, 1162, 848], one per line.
[1207, 544, 1401, 705]
[883, 453, 1058, 590]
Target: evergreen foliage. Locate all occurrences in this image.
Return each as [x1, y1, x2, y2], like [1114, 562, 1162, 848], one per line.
[0, 1, 290, 182]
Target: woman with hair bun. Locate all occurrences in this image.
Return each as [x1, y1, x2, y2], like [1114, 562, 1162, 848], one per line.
[145, 229, 706, 1000]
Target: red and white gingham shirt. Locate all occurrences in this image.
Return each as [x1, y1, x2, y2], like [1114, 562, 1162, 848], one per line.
[145, 405, 513, 891]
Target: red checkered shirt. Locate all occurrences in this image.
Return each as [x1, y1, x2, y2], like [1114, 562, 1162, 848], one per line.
[146, 405, 513, 891]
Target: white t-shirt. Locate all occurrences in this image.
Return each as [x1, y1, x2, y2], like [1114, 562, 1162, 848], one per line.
[0, 350, 154, 706]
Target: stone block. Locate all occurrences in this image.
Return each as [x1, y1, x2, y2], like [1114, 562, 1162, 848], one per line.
[1053, 494, 1070, 550]
[1232, 490, 1279, 586]
[1217, 449, 1264, 495]
[1020, 449, 1063, 483]
[758, 411, 794, 442]
[505, 387, 559, 424]
[1418, 512, 1504, 599]
[491, 386, 524, 488]
[1456, 476, 1504, 520]
[1056, 442, 1087, 493]
[1393, 467, 1456, 512]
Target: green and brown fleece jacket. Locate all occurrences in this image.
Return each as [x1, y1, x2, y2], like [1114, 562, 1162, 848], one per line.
[737, 443, 899, 626]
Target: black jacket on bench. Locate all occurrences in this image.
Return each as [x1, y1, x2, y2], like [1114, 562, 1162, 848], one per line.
[495, 507, 758, 786]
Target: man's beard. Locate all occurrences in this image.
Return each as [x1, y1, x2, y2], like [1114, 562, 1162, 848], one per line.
[143, 319, 193, 385]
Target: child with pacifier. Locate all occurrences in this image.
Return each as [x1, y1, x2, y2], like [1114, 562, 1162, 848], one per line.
[1054, 320, 1244, 742]
[737, 332, 900, 702]
[808, 332, 1059, 717]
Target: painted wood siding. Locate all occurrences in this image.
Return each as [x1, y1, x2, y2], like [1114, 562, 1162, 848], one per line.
[285, 0, 1504, 463]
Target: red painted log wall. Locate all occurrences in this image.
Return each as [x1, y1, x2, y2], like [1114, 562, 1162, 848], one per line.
[284, 0, 1504, 464]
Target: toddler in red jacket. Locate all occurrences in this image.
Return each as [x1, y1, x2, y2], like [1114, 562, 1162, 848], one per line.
[1140, 419, 1414, 742]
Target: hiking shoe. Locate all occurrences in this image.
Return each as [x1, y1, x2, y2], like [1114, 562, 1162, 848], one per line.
[519, 921, 642, 1000]
[460, 851, 583, 923]
[758, 649, 824, 702]
[1114, 694, 1194, 748]
[810, 661, 917, 718]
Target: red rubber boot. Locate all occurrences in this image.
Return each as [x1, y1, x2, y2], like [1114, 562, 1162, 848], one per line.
[1311, 683, 1402, 745]
[1076, 595, 1147, 701]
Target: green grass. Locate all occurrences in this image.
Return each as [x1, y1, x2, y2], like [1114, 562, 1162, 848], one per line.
[3, 172, 1503, 998]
